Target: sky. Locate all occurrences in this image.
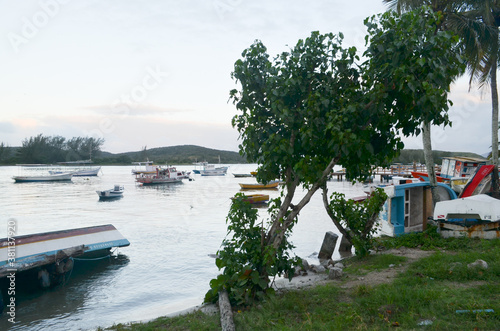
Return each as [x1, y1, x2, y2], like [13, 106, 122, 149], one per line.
[0, 0, 493, 155]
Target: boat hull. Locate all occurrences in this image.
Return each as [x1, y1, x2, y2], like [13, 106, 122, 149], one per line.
[239, 181, 279, 190]
[0, 224, 130, 278]
[434, 194, 500, 239]
[12, 173, 73, 182]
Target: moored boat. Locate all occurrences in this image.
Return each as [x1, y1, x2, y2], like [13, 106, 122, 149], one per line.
[131, 160, 158, 175]
[200, 164, 228, 176]
[239, 181, 279, 190]
[232, 194, 270, 204]
[12, 172, 73, 183]
[135, 166, 184, 185]
[0, 224, 130, 284]
[97, 185, 124, 200]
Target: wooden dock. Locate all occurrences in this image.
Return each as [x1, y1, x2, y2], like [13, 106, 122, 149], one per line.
[331, 163, 440, 182]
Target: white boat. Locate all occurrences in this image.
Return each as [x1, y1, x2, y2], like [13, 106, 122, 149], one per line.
[12, 172, 73, 183]
[372, 182, 457, 237]
[0, 224, 130, 286]
[433, 194, 500, 239]
[135, 166, 184, 185]
[97, 185, 124, 200]
[131, 160, 158, 174]
[50, 167, 101, 177]
[200, 164, 228, 176]
[50, 160, 101, 177]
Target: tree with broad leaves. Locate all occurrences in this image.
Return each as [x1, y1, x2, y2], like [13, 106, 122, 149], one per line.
[383, 0, 500, 197]
[217, 16, 463, 303]
[323, 7, 465, 254]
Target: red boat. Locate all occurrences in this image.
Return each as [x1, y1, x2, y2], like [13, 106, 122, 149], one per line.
[411, 171, 450, 183]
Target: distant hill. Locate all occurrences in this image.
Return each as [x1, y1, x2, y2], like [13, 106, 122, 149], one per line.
[98, 145, 247, 164]
[393, 149, 486, 165]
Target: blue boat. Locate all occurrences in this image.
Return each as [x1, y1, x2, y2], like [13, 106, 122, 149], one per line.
[376, 182, 457, 236]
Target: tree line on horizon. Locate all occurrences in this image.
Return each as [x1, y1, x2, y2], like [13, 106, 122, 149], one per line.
[0, 135, 247, 165]
[0, 134, 483, 166]
[0, 134, 104, 165]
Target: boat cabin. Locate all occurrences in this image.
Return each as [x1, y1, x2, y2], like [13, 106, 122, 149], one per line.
[440, 157, 487, 179]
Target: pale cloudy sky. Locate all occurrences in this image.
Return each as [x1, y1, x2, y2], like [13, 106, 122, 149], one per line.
[0, 0, 492, 154]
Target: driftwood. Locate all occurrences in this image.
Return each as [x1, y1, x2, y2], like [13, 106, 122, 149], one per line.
[218, 290, 235, 331]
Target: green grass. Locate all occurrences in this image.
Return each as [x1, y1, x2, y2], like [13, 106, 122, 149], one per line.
[104, 233, 500, 330]
[343, 253, 407, 275]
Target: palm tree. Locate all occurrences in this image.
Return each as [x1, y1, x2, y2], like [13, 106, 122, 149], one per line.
[383, 0, 500, 198]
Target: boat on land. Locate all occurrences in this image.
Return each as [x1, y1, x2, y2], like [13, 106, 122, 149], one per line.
[12, 172, 73, 183]
[372, 181, 457, 237]
[239, 181, 280, 190]
[433, 194, 500, 239]
[135, 166, 184, 185]
[410, 171, 450, 183]
[0, 224, 130, 285]
[131, 160, 158, 175]
[459, 165, 494, 198]
[412, 156, 487, 184]
[97, 185, 124, 200]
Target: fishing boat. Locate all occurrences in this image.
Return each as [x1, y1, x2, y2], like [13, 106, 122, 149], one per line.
[232, 173, 253, 178]
[410, 171, 450, 183]
[97, 185, 124, 200]
[243, 194, 269, 204]
[459, 165, 494, 198]
[131, 160, 158, 175]
[0, 224, 130, 286]
[193, 161, 228, 176]
[239, 181, 280, 190]
[201, 165, 228, 176]
[135, 166, 184, 185]
[12, 172, 73, 183]
[411, 156, 487, 184]
[375, 181, 457, 237]
[433, 194, 500, 239]
[50, 160, 101, 176]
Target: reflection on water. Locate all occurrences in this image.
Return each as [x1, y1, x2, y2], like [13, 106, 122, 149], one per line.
[0, 164, 367, 330]
[0, 254, 129, 331]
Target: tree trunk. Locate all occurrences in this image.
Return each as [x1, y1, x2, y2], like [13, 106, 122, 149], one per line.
[218, 290, 235, 331]
[490, 63, 499, 198]
[422, 122, 440, 205]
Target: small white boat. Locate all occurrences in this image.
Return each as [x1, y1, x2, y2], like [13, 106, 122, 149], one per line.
[97, 185, 124, 200]
[200, 164, 228, 176]
[433, 194, 500, 239]
[12, 172, 73, 183]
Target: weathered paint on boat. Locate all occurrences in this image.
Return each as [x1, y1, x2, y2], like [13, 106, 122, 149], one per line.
[377, 182, 457, 237]
[0, 224, 130, 278]
[434, 194, 500, 239]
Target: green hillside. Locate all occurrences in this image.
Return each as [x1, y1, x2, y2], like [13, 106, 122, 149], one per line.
[393, 149, 485, 165]
[98, 145, 247, 165]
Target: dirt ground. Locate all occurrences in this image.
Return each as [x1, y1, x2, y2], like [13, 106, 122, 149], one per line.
[272, 247, 435, 291]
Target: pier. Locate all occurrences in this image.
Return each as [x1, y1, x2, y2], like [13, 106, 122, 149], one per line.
[331, 163, 440, 181]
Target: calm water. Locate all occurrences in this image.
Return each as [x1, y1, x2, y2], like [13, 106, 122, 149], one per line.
[0, 164, 366, 330]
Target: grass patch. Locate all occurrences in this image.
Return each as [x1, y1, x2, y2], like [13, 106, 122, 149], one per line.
[343, 253, 407, 275]
[103, 235, 500, 330]
[103, 310, 221, 331]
